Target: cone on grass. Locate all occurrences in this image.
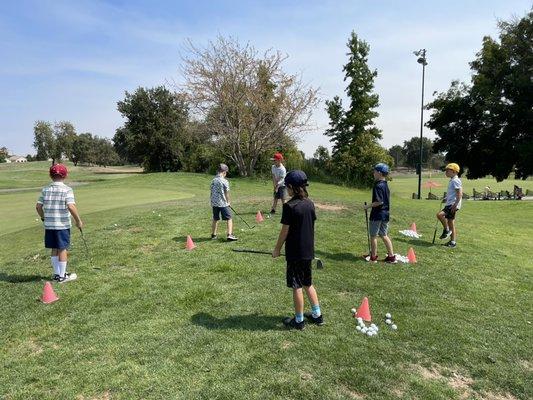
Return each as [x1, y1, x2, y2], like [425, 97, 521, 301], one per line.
[355, 296, 371, 322]
[40, 282, 59, 304]
[410, 222, 417, 233]
[255, 211, 264, 223]
[185, 235, 196, 251]
[407, 247, 417, 263]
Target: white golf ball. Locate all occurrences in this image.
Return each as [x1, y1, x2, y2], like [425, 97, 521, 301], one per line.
[114, 223, 118, 227]
[361, 327, 368, 333]
[356, 317, 363, 323]
[385, 319, 392, 325]
[351, 308, 357, 315]
[366, 330, 373, 336]
[267, 215, 270, 219]
[385, 313, 392, 319]
[391, 324, 397, 330]
[158, 214, 161, 217]
[370, 323, 376, 329]
[240, 229, 244, 231]
[356, 326, 361, 331]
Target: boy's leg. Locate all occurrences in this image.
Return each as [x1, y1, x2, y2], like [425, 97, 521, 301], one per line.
[57, 248, 67, 277]
[304, 285, 322, 318]
[382, 235, 394, 256]
[437, 210, 448, 229]
[211, 220, 218, 235]
[293, 288, 305, 320]
[271, 197, 278, 213]
[448, 218, 456, 242]
[227, 218, 233, 235]
[50, 249, 59, 277]
[370, 236, 378, 257]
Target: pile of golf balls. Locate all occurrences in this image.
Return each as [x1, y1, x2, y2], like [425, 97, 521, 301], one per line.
[394, 254, 410, 263]
[398, 230, 421, 239]
[351, 309, 379, 337]
[384, 312, 398, 330]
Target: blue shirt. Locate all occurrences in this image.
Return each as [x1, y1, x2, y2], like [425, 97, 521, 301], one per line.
[370, 180, 390, 221]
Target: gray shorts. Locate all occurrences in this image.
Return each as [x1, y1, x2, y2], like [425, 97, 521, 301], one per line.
[369, 220, 389, 237]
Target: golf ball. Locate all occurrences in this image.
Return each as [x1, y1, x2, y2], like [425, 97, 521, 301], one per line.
[356, 317, 363, 323]
[114, 223, 118, 227]
[385, 313, 392, 319]
[366, 331, 373, 336]
[351, 308, 357, 315]
[361, 327, 368, 333]
[385, 319, 392, 325]
[240, 229, 244, 231]
[356, 326, 361, 331]
[391, 324, 397, 330]
[370, 323, 377, 329]
[158, 214, 161, 217]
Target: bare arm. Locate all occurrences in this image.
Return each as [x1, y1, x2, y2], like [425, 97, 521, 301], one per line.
[451, 188, 462, 211]
[36, 203, 44, 220]
[273, 224, 289, 257]
[67, 203, 83, 229]
[224, 189, 231, 206]
[364, 201, 383, 210]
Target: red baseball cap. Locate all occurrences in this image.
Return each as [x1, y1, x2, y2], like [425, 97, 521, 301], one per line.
[270, 152, 284, 161]
[49, 164, 68, 178]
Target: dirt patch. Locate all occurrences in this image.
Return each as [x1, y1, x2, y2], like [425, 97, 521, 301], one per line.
[339, 385, 366, 399]
[26, 337, 43, 355]
[518, 359, 532, 371]
[448, 371, 473, 391]
[129, 227, 144, 234]
[479, 392, 517, 400]
[411, 364, 477, 399]
[90, 166, 142, 174]
[76, 391, 111, 400]
[281, 341, 293, 350]
[315, 202, 347, 211]
[390, 387, 405, 398]
[300, 371, 313, 381]
[415, 365, 444, 380]
[140, 244, 155, 254]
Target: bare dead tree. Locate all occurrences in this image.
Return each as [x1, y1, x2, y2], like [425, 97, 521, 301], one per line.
[177, 36, 319, 176]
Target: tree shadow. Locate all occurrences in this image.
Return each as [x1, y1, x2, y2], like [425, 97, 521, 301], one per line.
[0, 273, 47, 283]
[191, 312, 284, 331]
[172, 236, 213, 243]
[394, 237, 435, 248]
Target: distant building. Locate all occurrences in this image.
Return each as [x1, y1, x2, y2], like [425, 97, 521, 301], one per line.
[8, 155, 27, 163]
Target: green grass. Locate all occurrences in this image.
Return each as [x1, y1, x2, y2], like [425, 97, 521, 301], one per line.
[1, 163, 532, 399]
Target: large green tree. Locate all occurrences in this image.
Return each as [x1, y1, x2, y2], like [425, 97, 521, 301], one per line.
[33, 121, 55, 162]
[325, 31, 392, 186]
[54, 121, 77, 162]
[427, 11, 532, 181]
[402, 137, 433, 169]
[114, 86, 189, 172]
[0, 147, 9, 163]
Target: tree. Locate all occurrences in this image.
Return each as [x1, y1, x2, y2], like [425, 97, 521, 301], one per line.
[114, 86, 190, 172]
[388, 145, 405, 168]
[54, 121, 77, 162]
[402, 137, 433, 169]
[0, 147, 9, 163]
[179, 36, 319, 176]
[313, 146, 331, 169]
[93, 137, 120, 167]
[325, 32, 392, 186]
[33, 121, 55, 162]
[426, 11, 533, 181]
[71, 133, 94, 166]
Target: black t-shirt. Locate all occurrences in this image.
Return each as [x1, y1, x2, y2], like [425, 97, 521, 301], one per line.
[369, 180, 390, 221]
[281, 197, 316, 261]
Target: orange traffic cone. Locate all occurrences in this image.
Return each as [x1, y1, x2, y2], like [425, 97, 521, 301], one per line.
[255, 211, 264, 223]
[410, 222, 417, 233]
[40, 282, 59, 304]
[355, 296, 372, 322]
[185, 235, 196, 250]
[407, 247, 417, 263]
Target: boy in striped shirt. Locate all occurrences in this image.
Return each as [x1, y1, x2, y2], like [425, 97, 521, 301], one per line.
[36, 164, 83, 282]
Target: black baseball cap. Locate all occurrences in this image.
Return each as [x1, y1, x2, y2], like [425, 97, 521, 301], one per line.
[284, 170, 308, 187]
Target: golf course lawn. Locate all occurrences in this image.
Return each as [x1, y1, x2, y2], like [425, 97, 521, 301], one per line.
[1, 162, 532, 399]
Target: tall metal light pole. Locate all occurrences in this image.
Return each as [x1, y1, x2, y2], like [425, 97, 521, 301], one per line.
[414, 49, 427, 200]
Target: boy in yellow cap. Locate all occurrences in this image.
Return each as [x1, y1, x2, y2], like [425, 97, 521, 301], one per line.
[437, 163, 462, 247]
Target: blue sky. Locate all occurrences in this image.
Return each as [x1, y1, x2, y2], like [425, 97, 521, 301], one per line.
[1, 0, 531, 157]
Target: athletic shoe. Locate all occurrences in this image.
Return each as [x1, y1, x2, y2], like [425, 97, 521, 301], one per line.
[282, 317, 305, 330]
[304, 312, 324, 326]
[58, 272, 77, 283]
[51, 274, 60, 281]
[270, 209, 276, 214]
[363, 254, 378, 263]
[211, 234, 217, 240]
[227, 234, 238, 242]
[439, 229, 451, 240]
[444, 241, 457, 248]
[384, 255, 397, 264]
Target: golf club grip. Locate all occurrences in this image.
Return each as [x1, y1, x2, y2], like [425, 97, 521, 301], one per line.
[232, 249, 277, 255]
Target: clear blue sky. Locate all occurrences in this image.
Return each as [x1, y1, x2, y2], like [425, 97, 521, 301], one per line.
[1, 0, 531, 157]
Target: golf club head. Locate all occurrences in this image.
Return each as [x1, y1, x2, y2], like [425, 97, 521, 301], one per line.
[315, 258, 324, 269]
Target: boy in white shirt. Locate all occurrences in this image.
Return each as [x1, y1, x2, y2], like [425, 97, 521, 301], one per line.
[437, 163, 463, 248]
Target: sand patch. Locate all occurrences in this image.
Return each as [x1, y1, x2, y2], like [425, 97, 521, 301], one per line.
[76, 391, 111, 400]
[129, 227, 144, 233]
[281, 341, 293, 350]
[315, 203, 347, 211]
[339, 385, 366, 399]
[479, 392, 517, 400]
[140, 244, 155, 254]
[411, 364, 477, 399]
[300, 371, 313, 381]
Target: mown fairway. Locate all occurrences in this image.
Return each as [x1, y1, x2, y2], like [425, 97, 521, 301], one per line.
[1, 162, 532, 399]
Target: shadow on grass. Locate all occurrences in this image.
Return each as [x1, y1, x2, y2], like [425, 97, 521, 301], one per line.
[394, 237, 435, 248]
[0, 273, 46, 283]
[191, 312, 283, 331]
[314, 250, 364, 263]
[172, 236, 212, 243]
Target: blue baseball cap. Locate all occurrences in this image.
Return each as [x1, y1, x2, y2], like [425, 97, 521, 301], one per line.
[284, 170, 309, 187]
[374, 163, 390, 175]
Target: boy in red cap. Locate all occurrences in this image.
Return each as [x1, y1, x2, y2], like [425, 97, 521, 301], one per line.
[36, 164, 83, 282]
[270, 152, 287, 215]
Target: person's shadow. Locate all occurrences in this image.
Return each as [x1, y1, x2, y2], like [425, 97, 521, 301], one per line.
[394, 237, 435, 248]
[191, 312, 283, 331]
[314, 250, 363, 263]
[0, 272, 47, 283]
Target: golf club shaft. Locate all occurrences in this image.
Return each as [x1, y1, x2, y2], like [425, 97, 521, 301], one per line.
[229, 206, 253, 229]
[364, 202, 371, 254]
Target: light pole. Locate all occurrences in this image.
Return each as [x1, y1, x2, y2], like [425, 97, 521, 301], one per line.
[413, 49, 427, 200]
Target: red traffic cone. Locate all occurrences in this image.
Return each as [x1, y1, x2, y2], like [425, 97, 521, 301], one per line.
[355, 296, 372, 322]
[255, 211, 264, 223]
[185, 235, 196, 250]
[410, 222, 417, 233]
[40, 282, 59, 304]
[407, 247, 417, 263]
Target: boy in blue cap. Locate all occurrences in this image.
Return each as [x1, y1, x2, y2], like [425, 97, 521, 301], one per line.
[362, 163, 396, 263]
[273, 170, 323, 330]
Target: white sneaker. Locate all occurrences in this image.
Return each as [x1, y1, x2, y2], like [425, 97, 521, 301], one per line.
[59, 272, 77, 283]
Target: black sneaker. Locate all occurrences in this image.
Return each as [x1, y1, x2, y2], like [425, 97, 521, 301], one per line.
[444, 241, 457, 248]
[58, 272, 77, 283]
[52, 274, 60, 282]
[227, 234, 238, 242]
[282, 317, 305, 330]
[270, 209, 276, 214]
[439, 229, 451, 240]
[304, 312, 324, 325]
[211, 234, 217, 240]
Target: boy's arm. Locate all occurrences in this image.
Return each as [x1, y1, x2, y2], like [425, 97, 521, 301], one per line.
[224, 189, 230, 206]
[36, 203, 44, 220]
[272, 224, 289, 257]
[451, 187, 462, 211]
[364, 201, 383, 210]
[67, 203, 83, 229]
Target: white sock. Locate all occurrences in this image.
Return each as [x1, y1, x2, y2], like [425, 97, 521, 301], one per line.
[51, 256, 59, 275]
[58, 261, 67, 277]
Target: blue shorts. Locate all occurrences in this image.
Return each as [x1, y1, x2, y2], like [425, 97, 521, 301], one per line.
[274, 186, 287, 200]
[369, 220, 389, 237]
[212, 206, 232, 221]
[44, 229, 71, 250]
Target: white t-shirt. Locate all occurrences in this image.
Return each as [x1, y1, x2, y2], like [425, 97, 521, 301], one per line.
[271, 164, 286, 186]
[445, 176, 462, 209]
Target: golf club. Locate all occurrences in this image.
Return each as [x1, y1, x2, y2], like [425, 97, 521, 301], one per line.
[232, 249, 324, 269]
[364, 202, 371, 254]
[78, 227, 93, 265]
[229, 206, 255, 229]
[432, 200, 445, 244]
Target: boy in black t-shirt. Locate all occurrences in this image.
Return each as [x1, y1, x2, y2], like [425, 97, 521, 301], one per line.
[273, 170, 323, 330]
[362, 163, 396, 263]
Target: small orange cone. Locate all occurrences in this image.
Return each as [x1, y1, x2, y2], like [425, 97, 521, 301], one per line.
[185, 235, 196, 250]
[355, 296, 372, 322]
[410, 222, 417, 233]
[40, 282, 59, 304]
[255, 211, 264, 223]
[407, 247, 417, 263]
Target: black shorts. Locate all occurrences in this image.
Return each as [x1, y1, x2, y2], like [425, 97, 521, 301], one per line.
[274, 186, 287, 200]
[286, 260, 312, 289]
[212, 206, 232, 221]
[442, 205, 457, 220]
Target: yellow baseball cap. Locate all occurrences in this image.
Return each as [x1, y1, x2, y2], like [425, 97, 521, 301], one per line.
[445, 163, 460, 173]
